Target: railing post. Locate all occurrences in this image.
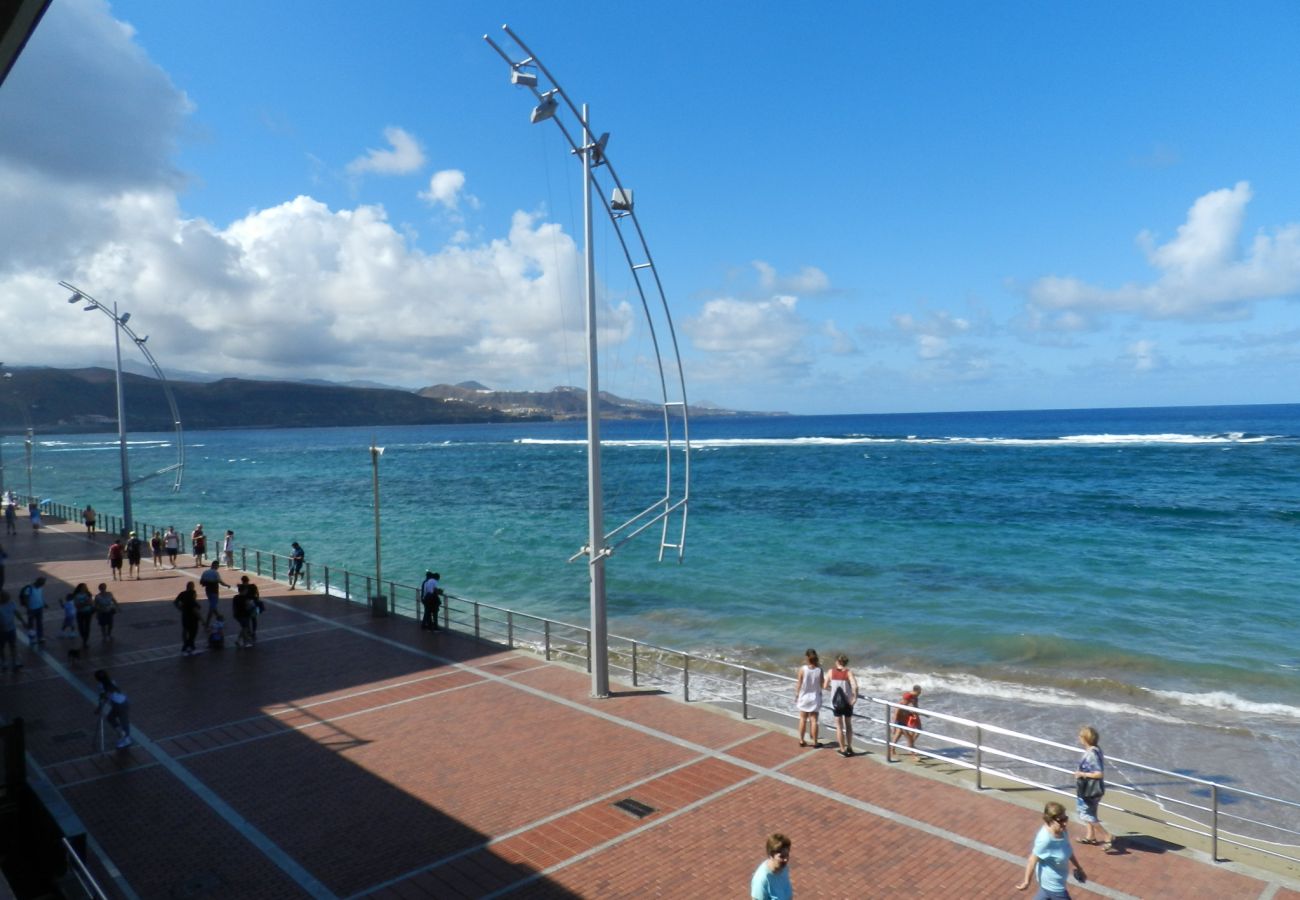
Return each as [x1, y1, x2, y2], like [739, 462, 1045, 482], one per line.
[741, 668, 749, 719]
[586, 631, 591, 673]
[388, 581, 395, 615]
[631, 642, 637, 686]
[365, 576, 371, 604]
[344, 571, 350, 600]
[1211, 784, 1219, 862]
[974, 725, 983, 790]
[443, 598, 449, 630]
[683, 654, 691, 702]
[255, 550, 262, 576]
[305, 562, 312, 590]
[272, 555, 277, 581]
[324, 566, 330, 597]
[507, 611, 514, 649]
[544, 620, 551, 661]
[474, 602, 480, 639]
[884, 702, 893, 758]
[241, 548, 247, 571]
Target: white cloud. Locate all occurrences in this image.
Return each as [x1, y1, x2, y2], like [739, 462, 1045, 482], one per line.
[683, 295, 810, 380]
[419, 168, 478, 211]
[1027, 182, 1300, 330]
[346, 126, 426, 176]
[752, 260, 831, 295]
[1125, 339, 1164, 372]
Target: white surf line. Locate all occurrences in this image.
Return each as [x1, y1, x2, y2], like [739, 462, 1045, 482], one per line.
[346, 729, 770, 900]
[284, 604, 1143, 900]
[32, 646, 338, 899]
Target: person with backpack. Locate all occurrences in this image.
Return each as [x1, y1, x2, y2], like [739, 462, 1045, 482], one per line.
[70, 583, 94, 652]
[824, 654, 859, 757]
[0, 590, 29, 671]
[125, 532, 143, 579]
[19, 576, 47, 646]
[419, 571, 443, 630]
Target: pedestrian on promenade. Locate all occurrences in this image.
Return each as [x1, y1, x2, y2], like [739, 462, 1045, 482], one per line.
[1075, 726, 1118, 851]
[888, 686, 924, 761]
[240, 576, 263, 639]
[794, 648, 823, 748]
[19, 576, 47, 645]
[191, 524, 207, 567]
[824, 654, 859, 757]
[93, 669, 133, 749]
[28, 501, 41, 533]
[60, 592, 76, 638]
[3, 496, 15, 535]
[174, 581, 201, 656]
[71, 582, 94, 651]
[93, 583, 118, 641]
[107, 538, 124, 580]
[419, 570, 443, 630]
[287, 541, 305, 589]
[125, 531, 143, 579]
[82, 504, 96, 537]
[150, 531, 163, 568]
[222, 530, 236, 568]
[750, 833, 793, 900]
[1016, 801, 1085, 897]
[232, 583, 255, 648]
[164, 526, 179, 567]
[0, 542, 5, 591]
[208, 613, 225, 649]
[0, 590, 29, 672]
[199, 561, 229, 628]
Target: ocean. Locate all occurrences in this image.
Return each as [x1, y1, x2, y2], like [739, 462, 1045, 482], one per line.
[10, 403, 1300, 804]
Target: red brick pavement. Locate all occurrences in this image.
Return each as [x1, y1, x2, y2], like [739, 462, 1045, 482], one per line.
[3, 521, 1296, 898]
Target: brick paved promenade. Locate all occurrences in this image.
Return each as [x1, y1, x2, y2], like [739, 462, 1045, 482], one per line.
[3, 519, 1298, 898]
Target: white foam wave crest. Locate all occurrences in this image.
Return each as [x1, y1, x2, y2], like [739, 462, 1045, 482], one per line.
[1148, 690, 1300, 719]
[43, 440, 172, 451]
[852, 669, 1191, 726]
[519, 433, 1278, 449]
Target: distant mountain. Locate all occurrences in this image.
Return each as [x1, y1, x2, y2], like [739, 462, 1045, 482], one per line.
[417, 383, 782, 420]
[0, 367, 781, 434]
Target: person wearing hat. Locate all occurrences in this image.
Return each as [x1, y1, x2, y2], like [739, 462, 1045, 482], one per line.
[419, 571, 443, 631]
[888, 685, 924, 761]
[125, 531, 143, 579]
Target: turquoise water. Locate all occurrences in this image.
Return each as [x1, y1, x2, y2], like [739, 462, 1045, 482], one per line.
[10, 404, 1300, 795]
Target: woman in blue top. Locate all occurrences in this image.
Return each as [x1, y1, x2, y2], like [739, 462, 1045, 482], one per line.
[1016, 801, 1085, 898]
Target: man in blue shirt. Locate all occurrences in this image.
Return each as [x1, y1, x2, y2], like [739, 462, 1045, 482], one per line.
[750, 833, 793, 900]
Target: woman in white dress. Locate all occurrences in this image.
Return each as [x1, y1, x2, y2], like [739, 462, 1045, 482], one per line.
[794, 648, 823, 748]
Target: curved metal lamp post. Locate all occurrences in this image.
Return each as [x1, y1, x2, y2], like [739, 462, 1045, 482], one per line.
[485, 25, 692, 698]
[60, 282, 186, 534]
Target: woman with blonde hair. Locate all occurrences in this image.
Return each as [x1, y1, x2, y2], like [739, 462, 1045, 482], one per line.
[1075, 725, 1118, 851]
[793, 648, 823, 748]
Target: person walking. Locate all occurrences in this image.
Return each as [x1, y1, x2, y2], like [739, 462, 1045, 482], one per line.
[107, 538, 124, 580]
[60, 591, 76, 639]
[1016, 801, 1086, 897]
[28, 501, 41, 533]
[93, 669, 133, 749]
[794, 649, 823, 748]
[824, 654, 859, 757]
[174, 581, 201, 656]
[3, 497, 15, 536]
[419, 570, 443, 630]
[0, 590, 29, 672]
[287, 541, 305, 589]
[150, 531, 163, 568]
[82, 504, 96, 537]
[1075, 726, 1119, 851]
[20, 575, 47, 646]
[125, 531, 143, 579]
[232, 583, 255, 648]
[222, 530, 236, 568]
[191, 524, 207, 567]
[750, 833, 793, 900]
[71, 583, 94, 652]
[888, 686, 924, 761]
[199, 561, 229, 628]
[240, 576, 263, 640]
[93, 583, 119, 641]
[163, 526, 180, 567]
[0, 543, 5, 591]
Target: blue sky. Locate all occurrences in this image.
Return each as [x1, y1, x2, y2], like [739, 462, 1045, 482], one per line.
[1, 0, 1298, 415]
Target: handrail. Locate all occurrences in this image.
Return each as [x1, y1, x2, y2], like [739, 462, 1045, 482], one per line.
[61, 836, 110, 900]
[20, 505, 1300, 869]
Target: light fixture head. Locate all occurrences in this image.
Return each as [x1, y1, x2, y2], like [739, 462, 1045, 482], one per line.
[67, 292, 83, 304]
[511, 68, 537, 88]
[611, 188, 634, 211]
[530, 92, 558, 124]
[83, 305, 96, 311]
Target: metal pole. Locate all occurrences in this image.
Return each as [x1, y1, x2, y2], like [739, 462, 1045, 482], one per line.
[25, 427, 33, 497]
[741, 669, 748, 719]
[683, 654, 690, 702]
[975, 725, 983, 789]
[370, 440, 383, 610]
[112, 302, 133, 533]
[582, 103, 609, 699]
[1211, 784, 1219, 861]
[544, 620, 551, 660]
